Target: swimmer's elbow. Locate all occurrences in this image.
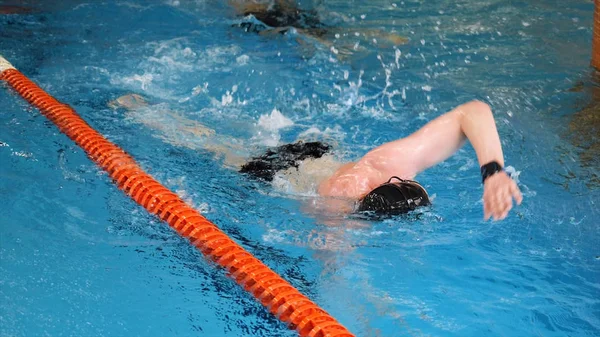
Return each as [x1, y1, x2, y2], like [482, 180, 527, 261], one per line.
[459, 100, 493, 119]
[454, 100, 495, 135]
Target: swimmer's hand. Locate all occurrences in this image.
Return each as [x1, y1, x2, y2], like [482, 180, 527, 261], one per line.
[108, 94, 148, 110]
[483, 172, 523, 221]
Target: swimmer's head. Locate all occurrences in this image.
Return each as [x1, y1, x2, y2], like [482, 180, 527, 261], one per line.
[356, 177, 430, 216]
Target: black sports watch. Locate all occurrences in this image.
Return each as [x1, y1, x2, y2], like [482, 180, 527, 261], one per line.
[480, 161, 503, 184]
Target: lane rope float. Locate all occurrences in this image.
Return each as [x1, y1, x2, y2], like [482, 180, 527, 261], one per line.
[0, 55, 355, 337]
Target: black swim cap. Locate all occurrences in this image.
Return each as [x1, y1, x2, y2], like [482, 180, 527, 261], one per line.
[356, 177, 430, 216]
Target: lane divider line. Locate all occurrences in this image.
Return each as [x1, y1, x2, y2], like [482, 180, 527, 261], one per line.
[0, 55, 354, 337]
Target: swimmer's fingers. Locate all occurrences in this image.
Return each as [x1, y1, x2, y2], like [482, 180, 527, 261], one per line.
[490, 190, 507, 221]
[496, 182, 522, 221]
[483, 187, 495, 220]
[496, 181, 523, 220]
[483, 197, 492, 220]
[483, 184, 494, 220]
[510, 181, 523, 205]
[499, 184, 518, 220]
[497, 190, 513, 220]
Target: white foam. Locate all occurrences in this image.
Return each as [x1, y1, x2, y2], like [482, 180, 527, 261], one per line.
[250, 108, 294, 147]
[119, 73, 154, 90]
[147, 55, 195, 71]
[256, 108, 294, 132]
[236, 54, 249, 65]
[298, 127, 322, 138]
[297, 125, 345, 146]
[113, 38, 245, 100]
[262, 228, 289, 244]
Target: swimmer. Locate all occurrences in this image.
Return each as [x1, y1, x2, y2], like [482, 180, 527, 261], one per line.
[110, 94, 522, 221]
[228, 0, 408, 51]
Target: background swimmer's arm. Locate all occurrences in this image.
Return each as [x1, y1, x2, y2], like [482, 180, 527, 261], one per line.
[228, 0, 269, 16]
[228, 0, 300, 16]
[274, 0, 301, 12]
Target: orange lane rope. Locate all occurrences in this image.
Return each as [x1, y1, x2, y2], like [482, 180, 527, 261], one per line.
[0, 57, 354, 337]
[593, 0, 600, 70]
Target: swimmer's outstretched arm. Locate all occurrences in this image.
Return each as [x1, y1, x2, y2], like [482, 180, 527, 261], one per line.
[359, 100, 523, 220]
[109, 94, 247, 168]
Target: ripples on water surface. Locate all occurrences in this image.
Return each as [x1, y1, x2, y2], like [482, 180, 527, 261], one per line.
[0, 0, 598, 336]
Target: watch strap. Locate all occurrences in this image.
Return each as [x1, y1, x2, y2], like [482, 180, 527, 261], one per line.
[481, 161, 503, 184]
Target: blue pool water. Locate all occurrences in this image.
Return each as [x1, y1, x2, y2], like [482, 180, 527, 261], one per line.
[1, 0, 598, 336]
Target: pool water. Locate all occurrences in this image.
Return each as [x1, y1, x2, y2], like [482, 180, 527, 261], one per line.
[1, 0, 598, 336]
